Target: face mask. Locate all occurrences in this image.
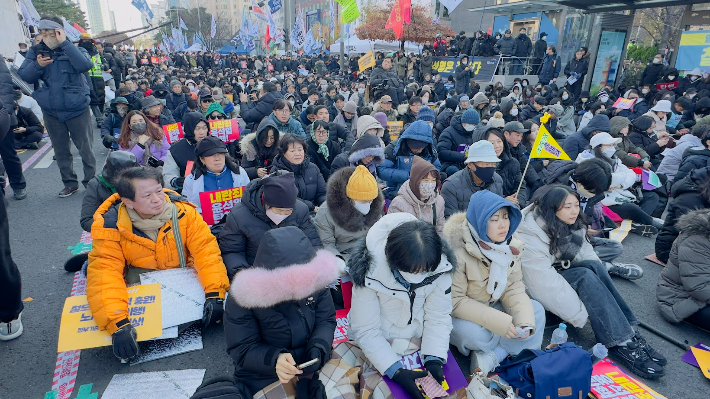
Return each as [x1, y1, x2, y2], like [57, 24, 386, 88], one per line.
[131, 122, 147, 134]
[352, 200, 372, 215]
[288, 100, 295, 108]
[511, 108, 519, 116]
[419, 182, 436, 198]
[691, 76, 700, 82]
[642, 89, 649, 94]
[668, 75, 676, 80]
[474, 166, 496, 183]
[653, 58, 661, 64]
[266, 209, 289, 225]
[117, 108, 127, 117]
[44, 37, 60, 49]
[599, 95, 609, 102]
[602, 147, 616, 158]
[463, 124, 475, 131]
[689, 93, 697, 99]
[576, 184, 596, 199]
[399, 270, 429, 284]
[581, 98, 588, 103]
[562, 94, 569, 100]
[358, 88, 365, 94]
[461, 60, 467, 65]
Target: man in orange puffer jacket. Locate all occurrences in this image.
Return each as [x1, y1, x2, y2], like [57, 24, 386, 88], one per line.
[87, 166, 229, 362]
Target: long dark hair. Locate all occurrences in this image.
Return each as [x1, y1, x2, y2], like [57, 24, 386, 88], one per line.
[118, 110, 165, 149]
[533, 185, 589, 256]
[192, 153, 241, 179]
[593, 145, 616, 170]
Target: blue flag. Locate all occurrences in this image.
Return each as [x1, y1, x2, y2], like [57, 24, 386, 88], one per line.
[268, 0, 282, 13]
[131, 0, 154, 22]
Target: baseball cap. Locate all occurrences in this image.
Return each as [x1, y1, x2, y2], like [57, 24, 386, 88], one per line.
[380, 95, 392, 104]
[465, 140, 501, 164]
[503, 121, 529, 133]
[590, 132, 621, 148]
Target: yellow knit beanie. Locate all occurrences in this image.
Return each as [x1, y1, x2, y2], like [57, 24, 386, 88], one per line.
[346, 165, 378, 201]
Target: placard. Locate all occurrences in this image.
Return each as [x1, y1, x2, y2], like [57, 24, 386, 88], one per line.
[225, 93, 233, 102]
[358, 51, 375, 72]
[591, 359, 668, 399]
[57, 284, 162, 352]
[199, 187, 244, 225]
[150, 56, 159, 64]
[383, 350, 467, 399]
[612, 97, 636, 110]
[333, 309, 349, 347]
[656, 81, 679, 92]
[163, 122, 184, 144]
[431, 56, 501, 83]
[388, 121, 404, 141]
[209, 119, 240, 143]
[141, 58, 149, 65]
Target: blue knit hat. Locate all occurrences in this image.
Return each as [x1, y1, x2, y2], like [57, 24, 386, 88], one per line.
[417, 106, 436, 123]
[461, 109, 480, 125]
[466, 190, 522, 243]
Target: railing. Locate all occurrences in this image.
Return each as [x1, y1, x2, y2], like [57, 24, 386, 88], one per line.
[494, 56, 538, 76]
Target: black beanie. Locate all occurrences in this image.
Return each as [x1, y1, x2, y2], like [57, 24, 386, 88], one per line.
[445, 97, 459, 110]
[261, 171, 298, 208]
[633, 115, 654, 132]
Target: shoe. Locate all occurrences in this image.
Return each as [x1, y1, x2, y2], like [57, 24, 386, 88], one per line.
[25, 142, 39, 150]
[64, 253, 89, 272]
[652, 217, 665, 230]
[629, 222, 658, 237]
[58, 187, 79, 198]
[13, 188, 27, 200]
[470, 351, 500, 376]
[607, 262, 644, 280]
[608, 341, 664, 379]
[0, 313, 23, 341]
[634, 333, 667, 366]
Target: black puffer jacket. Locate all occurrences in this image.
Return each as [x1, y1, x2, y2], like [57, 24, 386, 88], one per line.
[307, 134, 339, 181]
[628, 128, 665, 159]
[672, 147, 710, 187]
[437, 114, 474, 171]
[217, 177, 322, 277]
[224, 227, 336, 397]
[441, 167, 504, 217]
[271, 155, 327, 211]
[563, 114, 610, 161]
[656, 167, 710, 263]
[80, 177, 114, 232]
[0, 56, 17, 125]
[241, 91, 284, 128]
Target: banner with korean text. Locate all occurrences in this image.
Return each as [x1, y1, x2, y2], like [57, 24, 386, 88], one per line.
[199, 187, 245, 225]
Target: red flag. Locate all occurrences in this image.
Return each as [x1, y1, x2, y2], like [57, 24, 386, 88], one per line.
[264, 24, 271, 49]
[386, 0, 404, 40]
[401, 0, 411, 24]
[73, 22, 86, 33]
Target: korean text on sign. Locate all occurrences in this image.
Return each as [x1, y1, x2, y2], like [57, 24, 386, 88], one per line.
[199, 187, 245, 225]
[209, 119, 240, 143]
[163, 122, 184, 144]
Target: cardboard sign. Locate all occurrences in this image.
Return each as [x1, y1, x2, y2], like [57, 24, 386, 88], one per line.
[388, 121, 404, 141]
[656, 81, 679, 91]
[267, 64, 274, 71]
[358, 51, 375, 72]
[57, 284, 162, 352]
[612, 97, 636, 110]
[160, 56, 168, 63]
[141, 58, 149, 65]
[240, 61, 248, 69]
[333, 309, 350, 347]
[150, 56, 159, 64]
[642, 169, 662, 190]
[163, 122, 184, 144]
[383, 350, 467, 399]
[591, 359, 668, 399]
[209, 119, 240, 143]
[682, 342, 710, 367]
[199, 187, 244, 224]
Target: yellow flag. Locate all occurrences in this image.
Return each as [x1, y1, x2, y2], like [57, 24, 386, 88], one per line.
[358, 51, 375, 72]
[530, 113, 571, 160]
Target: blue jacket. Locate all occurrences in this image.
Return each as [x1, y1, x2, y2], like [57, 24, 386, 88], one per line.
[18, 40, 93, 122]
[378, 120, 441, 197]
[538, 53, 561, 84]
[268, 113, 307, 139]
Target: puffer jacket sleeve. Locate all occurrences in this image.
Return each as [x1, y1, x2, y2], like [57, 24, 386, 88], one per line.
[80, 179, 102, 232]
[315, 168, 327, 207]
[181, 175, 198, 211]
[307, 289, 337, 362]
[499, 259, 536, 332]
[163, 151, 182, 189]
[18, 47, 44, 84]
[314, 207, 342, 258]
[677, 235, 710, 304]
[386, 196, 413, 215]
[610, 161, 637, 189]
[218, 210, 250, 277]
[297, 202, 323, 249]
[377, 157, 410, 184]
[421, 272, 453, 361]
[441, 178, 462, 218]
[436, 131, 466, 164]
[182, 204, 229, 298]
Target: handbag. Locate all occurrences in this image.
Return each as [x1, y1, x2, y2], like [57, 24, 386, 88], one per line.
[466, 371, 514, 399]
[495, 342, 592, 399]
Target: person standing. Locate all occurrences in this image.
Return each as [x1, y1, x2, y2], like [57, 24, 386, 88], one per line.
[532, 32, 548, 74]
[538, 45, 561, 86]
[511, 28, 532, 75]
[0, 56, 27, 200]
[18, 16, 96, 197]
[564, 48, 589, 101]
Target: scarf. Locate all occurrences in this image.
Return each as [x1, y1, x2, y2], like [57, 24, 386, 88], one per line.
[126, 202, 174, 241]
[129, 130, 156, 165]
[468, 222, 514, 301]
[555, 229, 585, 264]
[309, 124, 330, 159]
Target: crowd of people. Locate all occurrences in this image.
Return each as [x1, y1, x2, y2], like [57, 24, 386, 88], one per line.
[1, 14, 710, 399]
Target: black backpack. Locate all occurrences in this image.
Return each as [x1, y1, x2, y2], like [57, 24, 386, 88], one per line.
[190, 376, 248, 399]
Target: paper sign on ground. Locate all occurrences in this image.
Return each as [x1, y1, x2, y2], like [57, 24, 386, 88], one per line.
[681, 342, 710, 367]
[139, 268, 205, 328]
[383, 350, 467, 399]
[199, 187, 244, 225]
[163, 122, 184, 144]
[691, 347, 710, 379]
[209, 119, 240, 143]
[57, 284, 162, 352]
[148, 326, 179, 341]
[591, 359, 668, 399]
[102, 369, 206, 399]
[132, 324, 203, 365]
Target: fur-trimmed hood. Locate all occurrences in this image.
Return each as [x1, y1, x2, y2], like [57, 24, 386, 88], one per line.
[348, 213, 456, 287]
[677, 209, 710, 239]
[326, 167, 384, 232]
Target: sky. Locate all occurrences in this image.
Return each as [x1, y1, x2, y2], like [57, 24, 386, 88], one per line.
[77, 0, 161, 33]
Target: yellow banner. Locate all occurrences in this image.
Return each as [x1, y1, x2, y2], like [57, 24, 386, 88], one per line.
[680, 32, 710, 46]
[530, 113, 571, 160]
[57, 284, 162, 352]
[358, 51, 376, 72]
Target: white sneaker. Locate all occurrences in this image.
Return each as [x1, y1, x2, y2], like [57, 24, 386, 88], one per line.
[0, 313, 23, 341]
[470, 350, 500, 376]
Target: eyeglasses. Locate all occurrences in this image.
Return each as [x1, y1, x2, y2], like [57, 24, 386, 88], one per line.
[275, 108, 290, 114]
[201, 98, 213, 103]
[314, 129, 329, 137]
[207, 114, 226, 120]
[39, 29, 57, 37]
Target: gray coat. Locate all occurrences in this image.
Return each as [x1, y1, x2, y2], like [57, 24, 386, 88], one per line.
[657, 209, 710, 323]
[441, 167, 504, 218]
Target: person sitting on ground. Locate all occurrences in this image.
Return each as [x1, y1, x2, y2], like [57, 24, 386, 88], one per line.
[225, 227, 338, 398]
[141, 95, 175, 127]
[269, 99, 306, 139]
[117, 110, 170, 167]
[479, 126, 527, 207]
[446, 191, 545, 375]
[562, 114, 611, 161]
[441, 140, 505, 218]
[658, 124, 708, 182]
[628, 115, 669, 168]
[12, 101, 43, 149]
[101, 97, 130, 150]
[240, 118, 280, 180]
[333, 100, 359, 135]
[388, 156, 445, 235]
[270, 134, 327, 212]
[329, 133, 385, 178]
[205, 101, 228, 121]
[672, 126, 710, 186]
[515, 185, 666, 379]
[166, 80, 186, 113]
[241, 81, 283, 130]
[354, 114, 387, 146]
[437, 109, 480, 177]
[182, 136, 250, 215]
[326, 213, 455, 399]
[173, 98, 199, 123]
[306, 120, 339, 181]
[657, 208, 710, 331]
[218, 171, 322, 278]
[87, 167, 229, 363]
[608, 116, 652, 170]
[162, 112, 210, 192]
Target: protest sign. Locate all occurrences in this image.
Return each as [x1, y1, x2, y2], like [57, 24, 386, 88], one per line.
[691, 347, 710, 379]
[163, 122, 184, 144]
[591, 359, 668, 399]
[388, 121, 404, 141]
[209, 119, 240, 143]
[337, 0, 360, 24]
[150, 56, 159, 64]
[199, 186, 245, 225]
[612, 97, 636, 110]
[431, 56, 500, 83]
[656, 81, 679, 91]
[141, 58, 149, 65]
[333, 309, 349, 347]
[102, 369, 206, 399]
[642, 169, 662, 190]
[358, 51, 375, 72]
[682, 342, 710, 367]
[57, 284, 162, 352]
[383, 350, 467, 399]
[184, 161, 194, 177]
[139, 268, 206, 329]
[225, 93, 233, 102]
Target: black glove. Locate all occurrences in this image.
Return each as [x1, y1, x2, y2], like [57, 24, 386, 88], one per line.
[112, 322, 139, 362]
[424, 358, 445, 384]
[300, 347, 323, 374]
[391, 368, 428, 399]
[202, 294, 224, 330]
[102, 134, 116, 149]
[172, 177, 185, 189]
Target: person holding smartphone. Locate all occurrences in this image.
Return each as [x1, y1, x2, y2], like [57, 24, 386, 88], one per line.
[117, 110, 170, 167]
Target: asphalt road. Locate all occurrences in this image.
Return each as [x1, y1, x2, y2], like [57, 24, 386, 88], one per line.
[0, 129, 708, 398]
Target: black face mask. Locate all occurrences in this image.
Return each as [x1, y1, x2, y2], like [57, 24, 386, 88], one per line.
[474, 166, 496, 183]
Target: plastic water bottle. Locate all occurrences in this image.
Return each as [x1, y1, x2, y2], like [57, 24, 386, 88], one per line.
[550, 323, 568, 345]
[589, 343, 608, 363]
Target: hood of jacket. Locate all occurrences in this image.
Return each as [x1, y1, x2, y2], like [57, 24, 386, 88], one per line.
[348, 133, 385, 163]
[348, 213, 457, 288]
[580, 114, 611, 138]
[472, 92, 489, 108]
[326, 167, 384, 233]
[205, 102, 227, 118]
[499, 97, 514, 114]
[241, 117, 280, 160]
[408, 155, 440, 199]
[448, 114, 469, 136]
[182, 112, 209, 142]
[357, 115, 385, 139]
[544, 160, 577, 185]
[677, 209, 710, 240]
[466, 190, 522, 243]
[672, 166, 710, 197]
[609, 116, 631, 138]
[443, 213, 524, 263]
[393, 120, 435, 155]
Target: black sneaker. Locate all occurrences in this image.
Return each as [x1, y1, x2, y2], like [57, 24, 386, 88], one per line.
[608, 342, 665, 379]
[630, 222, 658, 237]
[13, 188, 27, 200]
[25, 142, 39, 150]
[58, 187, 79, 198]
[634, 333, 667, 366]
[607, 262, 644, 280]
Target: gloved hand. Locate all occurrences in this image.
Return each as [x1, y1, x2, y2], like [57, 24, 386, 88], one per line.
[391, 368, 428, 399]
[424, 358, 445, 384]
[172, 177, 185, 189]
[202, 293, 224, 330]
[300, 347, 323, 374]
[102, 134, 116, 149]
[112, 322, 139, 363]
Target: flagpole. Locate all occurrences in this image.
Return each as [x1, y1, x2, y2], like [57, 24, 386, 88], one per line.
[515, 157, 531, 197]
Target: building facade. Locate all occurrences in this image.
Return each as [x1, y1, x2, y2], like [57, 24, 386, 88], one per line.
[85, 0, 116, 34]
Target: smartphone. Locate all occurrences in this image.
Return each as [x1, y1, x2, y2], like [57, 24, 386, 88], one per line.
[297, 358, 318, 369]
[147, 156, 164, 168]
[38, 50, 52, 58]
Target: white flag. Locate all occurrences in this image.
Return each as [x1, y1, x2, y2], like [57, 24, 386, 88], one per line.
[438, 0, 464, 13]
[19, 0, 40, 27]
[179, 17, 188, 30]
[62, 18, 81, 42]
[210, 15, 216, 38]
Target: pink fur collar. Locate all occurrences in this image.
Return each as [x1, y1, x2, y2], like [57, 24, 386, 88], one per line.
[230, 250, 340, 308]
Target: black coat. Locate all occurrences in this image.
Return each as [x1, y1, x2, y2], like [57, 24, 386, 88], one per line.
[242, 91, 284, 128]
[533, 39, 547, 60]
[13, 106, 43, 137]
[307, 137, 339, 181]
[80, 176, 114, 232]
[628, 129, 665, 158]
[672, 147, 710, 187]
[639, 63, 666, 86]
[271, 155, 327, 211]
[437, 114, 473, 170]
[513, 34, 532, 58]
[564, 57, 588, 79]
[217, 178, 322, 278]
[166, 92, 187, 113]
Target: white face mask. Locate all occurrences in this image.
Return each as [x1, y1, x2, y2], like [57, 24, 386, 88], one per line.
[419, 182, 436, 198]
[358, 88, 365, 94]
[463, 124, 475, 131]
[602, 147, 616, 159]
[562, 94, 569, 100]
[511, 108, 519, 116]
[642, 88, 649, 94]
[266, 209, 289, 225]
[599, 95, 609, 102]
[653, 58, 661, 64]
[288, 100, 295, 107]
[352, 200, 372, 215]
[399, 270, 429, 284]
[668, 75, 676, 80]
